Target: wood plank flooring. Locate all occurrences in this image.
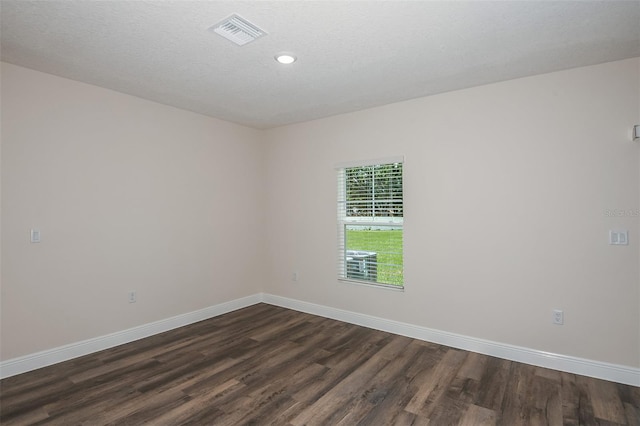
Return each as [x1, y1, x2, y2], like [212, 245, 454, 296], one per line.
[1, 303, 638, 425]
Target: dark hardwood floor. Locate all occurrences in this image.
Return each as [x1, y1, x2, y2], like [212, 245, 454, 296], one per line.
[1, 303, 638, 425]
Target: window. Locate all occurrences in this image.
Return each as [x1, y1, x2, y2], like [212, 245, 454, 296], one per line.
[337, 157, 404, 289]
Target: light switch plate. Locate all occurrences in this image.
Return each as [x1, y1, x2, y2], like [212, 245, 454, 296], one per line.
[609, 230, 628, 245]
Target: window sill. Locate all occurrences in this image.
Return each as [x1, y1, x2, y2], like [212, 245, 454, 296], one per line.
[338, 278, 405, 292]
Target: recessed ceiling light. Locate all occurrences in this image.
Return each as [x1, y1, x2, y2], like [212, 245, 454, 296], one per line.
[275, 53, 296, 64]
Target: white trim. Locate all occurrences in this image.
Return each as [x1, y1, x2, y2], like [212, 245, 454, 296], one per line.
[0, 294, 262, 379]
[261, 293, 640, 387]
[341, 218, 403, 226]
[338, 278, 405, 291]
[2, 292, 638, 387]
[333, 155, 404, 170]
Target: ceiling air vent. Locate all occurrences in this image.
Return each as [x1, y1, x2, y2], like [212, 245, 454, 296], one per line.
[209, 14, 267, 46]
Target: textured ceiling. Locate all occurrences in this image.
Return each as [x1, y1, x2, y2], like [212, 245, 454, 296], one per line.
[2, 1, 639, 129]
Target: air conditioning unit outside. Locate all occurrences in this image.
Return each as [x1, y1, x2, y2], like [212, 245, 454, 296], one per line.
[346, 250, 377, 281]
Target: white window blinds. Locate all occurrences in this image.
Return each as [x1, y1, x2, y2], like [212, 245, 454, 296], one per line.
[337, 158, 404, 288]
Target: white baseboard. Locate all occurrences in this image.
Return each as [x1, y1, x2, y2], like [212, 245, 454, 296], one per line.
[262, 293, 640, 387]
[0, 294, 262, 379]
[2, 292, 638, 387]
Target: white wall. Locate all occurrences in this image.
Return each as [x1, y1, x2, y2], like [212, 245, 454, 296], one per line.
[263, 58, 640, 368]
[1, 63, 265, 360]
[2, 58, 638, 371]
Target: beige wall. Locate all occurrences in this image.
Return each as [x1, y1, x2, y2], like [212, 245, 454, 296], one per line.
[2, 58, 639, 369]
[1, 63, 265, 360]
[263, 58, 640, 367]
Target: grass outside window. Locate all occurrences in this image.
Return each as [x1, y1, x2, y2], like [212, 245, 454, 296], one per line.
[346, 228, 403, 286]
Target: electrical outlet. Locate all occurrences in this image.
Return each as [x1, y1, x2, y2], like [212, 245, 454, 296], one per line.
[292, 272, 298, 282]
[128, 291, 137, 303]
[552, 309, 563, 325]
[30, 229, 41, 243]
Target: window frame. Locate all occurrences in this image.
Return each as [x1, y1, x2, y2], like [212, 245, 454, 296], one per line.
[336, 156, 405, 290]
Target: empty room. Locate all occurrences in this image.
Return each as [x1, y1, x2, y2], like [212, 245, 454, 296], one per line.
[1, 1, 639, 425]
